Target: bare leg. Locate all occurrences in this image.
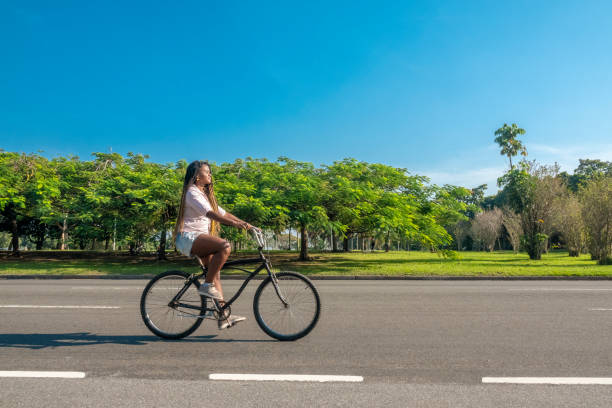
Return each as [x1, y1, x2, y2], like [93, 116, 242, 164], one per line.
[190, 234, 231, 300]
[203, 254, 223, 304]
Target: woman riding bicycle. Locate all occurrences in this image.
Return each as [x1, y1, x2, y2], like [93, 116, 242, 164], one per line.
[174, 160, 255, 329]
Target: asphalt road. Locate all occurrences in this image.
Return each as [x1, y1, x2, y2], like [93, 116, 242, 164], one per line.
[1, 279, 611, 407]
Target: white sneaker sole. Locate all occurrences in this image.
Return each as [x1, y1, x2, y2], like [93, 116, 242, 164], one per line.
[218, 317, 246, 330]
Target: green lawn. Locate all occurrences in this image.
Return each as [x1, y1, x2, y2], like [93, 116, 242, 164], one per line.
[0, 250, 611, 277]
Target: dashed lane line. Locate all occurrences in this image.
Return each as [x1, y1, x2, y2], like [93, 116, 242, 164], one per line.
[0, 371, 86, 379]
[508, 288, 612, 291]
[0, 305, 120, 309]
[483, 377, 612, 385]
[209, 374, 364, 382]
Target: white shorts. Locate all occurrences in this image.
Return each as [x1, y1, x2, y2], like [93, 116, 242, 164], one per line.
[175, 231, 201, 256]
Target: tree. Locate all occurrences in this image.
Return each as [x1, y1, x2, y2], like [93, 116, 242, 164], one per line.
[500, 207, 522, 254]
[0, 152, 60, 255]
[560, 159, 612, 192]
[494, 123, 527, 170]
[580, 176, 612, 264]
[553, 194, 585, 257]
[498, 161, 564, 260]
[49, 156, 95, 250]
[470, 208, 503, 252]
[450, 219, 470, 251]
[214, 158, 290, 250]
[275, 158, 328, 260]
[321, 159, 376, 252]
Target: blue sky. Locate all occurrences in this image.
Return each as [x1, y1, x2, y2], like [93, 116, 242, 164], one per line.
[2, 0, 611, 193]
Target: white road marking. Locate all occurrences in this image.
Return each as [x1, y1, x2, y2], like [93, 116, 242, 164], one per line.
[0, 371, 86, 379]
[589, 308, 612, 311]
[209, 374, 364, 382]
[0, 305, 120, 309]
[483, 377, 612, 385]
[508, 288, 612, 291]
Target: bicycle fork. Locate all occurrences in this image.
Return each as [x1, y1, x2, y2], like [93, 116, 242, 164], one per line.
[269, 271, 289, 307]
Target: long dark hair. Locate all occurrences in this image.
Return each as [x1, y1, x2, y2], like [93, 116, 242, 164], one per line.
[174, 160, 220, 239]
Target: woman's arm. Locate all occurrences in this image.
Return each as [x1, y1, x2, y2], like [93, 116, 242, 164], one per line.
[206, 210, 252, 230]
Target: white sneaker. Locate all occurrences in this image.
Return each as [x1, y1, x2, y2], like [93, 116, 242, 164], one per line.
[198, 283, 223, 300]
[218, 315, 246, 330]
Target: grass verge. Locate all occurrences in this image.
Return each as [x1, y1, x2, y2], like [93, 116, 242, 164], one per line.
[0, 250, 611, 277]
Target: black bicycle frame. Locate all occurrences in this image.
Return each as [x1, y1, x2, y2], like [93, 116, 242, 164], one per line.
[172, 250, 273, 314]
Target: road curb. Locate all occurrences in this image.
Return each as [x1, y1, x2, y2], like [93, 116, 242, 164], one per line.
[0, 275, 611, 280]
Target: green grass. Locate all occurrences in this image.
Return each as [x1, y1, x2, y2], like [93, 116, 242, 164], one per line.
[287, 250, 612, 277]
[1, 250, 611, 277]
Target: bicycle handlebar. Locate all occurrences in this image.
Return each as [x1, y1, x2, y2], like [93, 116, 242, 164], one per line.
[250, 227, 265, 248]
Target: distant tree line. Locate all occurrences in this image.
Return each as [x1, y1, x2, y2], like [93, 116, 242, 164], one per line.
[2, 129, 610, 265]
[1, 151, 478, 260]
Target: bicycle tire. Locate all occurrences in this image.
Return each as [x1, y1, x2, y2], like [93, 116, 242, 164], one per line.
[140, 270, 205, 339]
[253, 271, 321, 341]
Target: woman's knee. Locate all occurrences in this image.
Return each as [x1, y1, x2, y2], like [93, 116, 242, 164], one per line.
[221, 240, 231, 256]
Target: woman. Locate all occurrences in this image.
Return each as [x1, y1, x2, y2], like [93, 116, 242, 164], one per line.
[174, 160, 254, 329]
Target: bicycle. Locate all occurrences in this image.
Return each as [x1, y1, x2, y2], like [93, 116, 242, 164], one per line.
[140, 229, 321, 341]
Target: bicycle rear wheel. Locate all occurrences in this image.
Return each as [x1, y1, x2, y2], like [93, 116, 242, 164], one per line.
[140, 270, 205, 339]
[253, 271, 321, 341]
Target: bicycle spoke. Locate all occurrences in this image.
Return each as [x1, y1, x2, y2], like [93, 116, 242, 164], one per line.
[141, 273, 205, 339]
[254, 272, 320, 340]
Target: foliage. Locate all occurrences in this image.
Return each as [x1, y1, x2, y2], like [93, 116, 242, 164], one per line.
[0, 152, 60, 254]
[498, 161, 565, 260]
[553, 193, 585, 257]
[580, 176, 612, 264]
[560, 159, 612, 192]
[0, 152, 460, 259]
[494, 123, 527, 170]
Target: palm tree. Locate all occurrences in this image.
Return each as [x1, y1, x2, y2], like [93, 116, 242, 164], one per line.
[494, 123, 527, 170]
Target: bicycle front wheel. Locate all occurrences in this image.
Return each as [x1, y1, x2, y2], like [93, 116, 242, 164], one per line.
[140, 270, 205, 339]
[253, 272, 321, 341]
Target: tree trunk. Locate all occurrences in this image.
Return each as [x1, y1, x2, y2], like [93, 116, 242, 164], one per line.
[158, 223, 167, 260]
[60, 215, 67, 250]
[299, 224, 309, 261]
[288, 226, 291, 250]
[10, 218, 19, 256]
[90, 238, 96, 250]
[343, 236, 349, 252]
[385, 231, 390, 252]
[105, 237, 110, 251]
[332, 232, 338, 252]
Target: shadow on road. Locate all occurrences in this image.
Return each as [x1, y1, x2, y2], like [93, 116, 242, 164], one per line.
[0, 332, 274, 349]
